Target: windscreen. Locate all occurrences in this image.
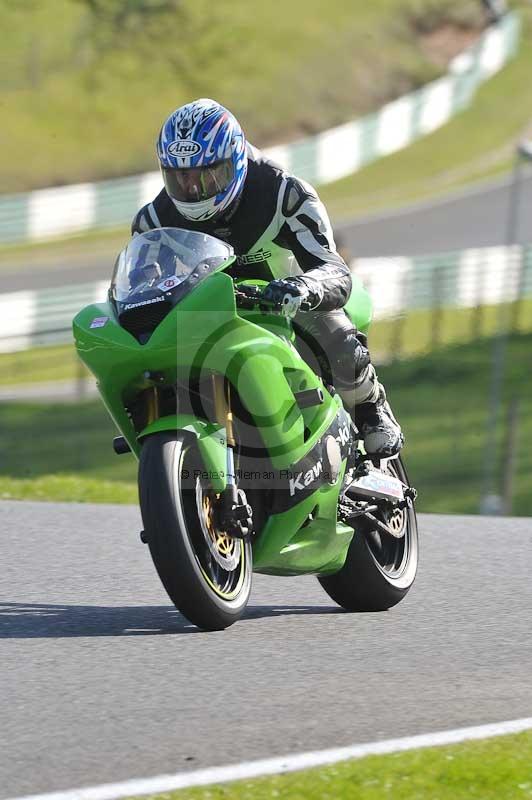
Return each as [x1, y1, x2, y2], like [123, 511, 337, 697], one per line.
[112, 227, 233, 304]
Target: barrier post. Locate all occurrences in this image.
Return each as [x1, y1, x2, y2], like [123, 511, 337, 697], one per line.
[480, 143, 530, 513]
[501, 397, 520, 515]
[430, 265, 443, 349]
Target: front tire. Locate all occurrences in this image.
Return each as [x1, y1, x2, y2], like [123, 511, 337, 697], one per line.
[319, 456, 418, 611]
[139, 432, 252, 630]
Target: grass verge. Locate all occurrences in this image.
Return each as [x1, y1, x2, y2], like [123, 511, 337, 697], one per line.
[2, 3, 529, 261]
[132, 730, 532, 799]
[0, 225, 130, 263]
[369, 297, 532, 360]
[0, 331, 531, 513]
[2, 0, 484, 193]
[0, 475, 136, 504]
[0, 343, 89, 386]
[379, 330, 532, 515]
[320, 1, 532, 220]
[0, 400, 137, 504]
[2, 296, 530, 387]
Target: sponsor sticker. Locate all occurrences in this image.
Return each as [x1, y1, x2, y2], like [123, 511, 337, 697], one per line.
[236, 249, 272, 265]
[168, 139, 202, 158]
[124, 296, 165, 310]
[90, 316, 109, 329]
[157, 276, 181, 292]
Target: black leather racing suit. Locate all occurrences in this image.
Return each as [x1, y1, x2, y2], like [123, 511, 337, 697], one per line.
[132, 144, 380, 409]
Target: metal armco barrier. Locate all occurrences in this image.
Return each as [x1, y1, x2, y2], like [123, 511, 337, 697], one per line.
[0, 280, 109, 352]
[0, 245, 530, 354]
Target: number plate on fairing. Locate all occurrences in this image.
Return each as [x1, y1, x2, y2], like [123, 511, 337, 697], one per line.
[348, 470, 405, 502]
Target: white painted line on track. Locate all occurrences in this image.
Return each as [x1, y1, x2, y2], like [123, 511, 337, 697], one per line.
[7, 717, 532, 800]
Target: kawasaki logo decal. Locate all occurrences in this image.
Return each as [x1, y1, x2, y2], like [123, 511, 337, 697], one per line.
[124, 296, 165, 310]
[285, 459, 324, 497]
[337, 423, 350, 448]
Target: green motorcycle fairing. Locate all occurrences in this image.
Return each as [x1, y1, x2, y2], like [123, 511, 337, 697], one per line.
[73, 228, 373, 575]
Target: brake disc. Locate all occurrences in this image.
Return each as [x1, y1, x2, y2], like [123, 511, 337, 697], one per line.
[196, 482, 241, 571]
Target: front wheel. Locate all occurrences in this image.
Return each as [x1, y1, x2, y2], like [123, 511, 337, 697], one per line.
[139, 432, 252, 630]
[319, 456, 418, 611]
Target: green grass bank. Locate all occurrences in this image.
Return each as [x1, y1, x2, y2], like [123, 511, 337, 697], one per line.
[134, 730, 532, 799]
[1, 1, 529, 260]
[1, 0, 488, 192]
[2, 297, 531, 386]
[321, 0, 532, 219]
[1, 332, 531, 514]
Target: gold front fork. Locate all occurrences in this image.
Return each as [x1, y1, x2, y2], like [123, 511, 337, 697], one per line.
[212, 374, 250, 537]
[212, 374, 235, 447]
[145, 387, 160, 425]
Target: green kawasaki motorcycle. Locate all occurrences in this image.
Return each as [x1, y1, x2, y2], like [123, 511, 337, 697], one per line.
[73, 227, 418, 630]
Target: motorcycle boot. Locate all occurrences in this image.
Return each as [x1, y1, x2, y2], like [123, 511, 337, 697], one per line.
[335, 358, 404, 458]
[293, 310, 404, 458]
[354, 385, 404, 458]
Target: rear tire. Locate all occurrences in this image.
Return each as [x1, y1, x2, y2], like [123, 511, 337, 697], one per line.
[139, 432, 252, 631]
[319, 456, 418, 611]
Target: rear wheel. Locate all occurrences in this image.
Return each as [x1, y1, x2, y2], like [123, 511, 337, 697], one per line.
[319, 456, 418, 611]
[139, 432, 252, 630]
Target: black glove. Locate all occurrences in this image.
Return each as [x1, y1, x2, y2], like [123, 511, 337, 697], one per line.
[263, 277, 323, 318]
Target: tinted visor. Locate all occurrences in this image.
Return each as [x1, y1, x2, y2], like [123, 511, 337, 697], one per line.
[162, 160, 234, 202]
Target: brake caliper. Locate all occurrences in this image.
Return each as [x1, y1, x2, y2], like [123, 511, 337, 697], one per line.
[214, 486, 253, 539]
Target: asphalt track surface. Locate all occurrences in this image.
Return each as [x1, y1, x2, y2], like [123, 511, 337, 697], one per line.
[1, 171, 532, 294]
[338, 169, 532, 258]
[1, 501, 531, 798]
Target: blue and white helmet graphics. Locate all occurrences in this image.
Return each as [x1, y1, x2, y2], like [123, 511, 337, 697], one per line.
[157, 98, 248, 222]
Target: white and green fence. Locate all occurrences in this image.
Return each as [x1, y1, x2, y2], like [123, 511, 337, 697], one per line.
[1, 244, 530, 356]
[0, 12, 521, 246]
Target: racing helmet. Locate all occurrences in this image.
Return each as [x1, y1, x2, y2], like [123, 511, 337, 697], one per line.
[157, 98, 248, 222]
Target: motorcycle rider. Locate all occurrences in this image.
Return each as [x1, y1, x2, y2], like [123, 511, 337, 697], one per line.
[132, 98, 403, 457]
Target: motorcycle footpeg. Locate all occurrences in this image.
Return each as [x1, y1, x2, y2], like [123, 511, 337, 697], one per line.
[405, 486, 418, 502]
[347, 467, 405, 503]
[396, 486, 418, 509]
